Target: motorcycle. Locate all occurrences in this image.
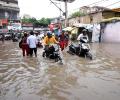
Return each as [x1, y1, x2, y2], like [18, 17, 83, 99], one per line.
[12, 36, 19, 42]
[42, 44, 62, 62]
[37, 40, 43, 48]
[36, 37, 43, 48]
[68, 37, 93, 60]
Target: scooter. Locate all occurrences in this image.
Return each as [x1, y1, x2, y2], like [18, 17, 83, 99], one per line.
[42, 44, 62, 62]
[68, 37, 93, 60]
[37, 40, 43, 48]
[12, 36, 19, 42]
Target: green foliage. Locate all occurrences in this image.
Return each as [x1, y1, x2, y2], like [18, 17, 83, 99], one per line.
[21, 17, 52, 27]
[38, 18, 51, 26]
[70, 11, 85, 18]
[21, 17, 30, 23]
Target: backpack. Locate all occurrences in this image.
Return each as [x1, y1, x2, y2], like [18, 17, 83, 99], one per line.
[19, 40, 22, 48]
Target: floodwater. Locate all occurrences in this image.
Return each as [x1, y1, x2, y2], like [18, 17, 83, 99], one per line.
[0, 41, 120, 100]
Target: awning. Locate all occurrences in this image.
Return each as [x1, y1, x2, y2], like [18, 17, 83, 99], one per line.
[73, 23, 88, 28]
[71, 27, 78, 34]
[63, 27, 74, 31]
[73, 23, 93, 32]
[101, 17, 120, 23]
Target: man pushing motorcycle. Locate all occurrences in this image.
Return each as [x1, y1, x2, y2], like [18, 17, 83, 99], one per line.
[77, 29, 89, 43]
[68, 28, 92, 60]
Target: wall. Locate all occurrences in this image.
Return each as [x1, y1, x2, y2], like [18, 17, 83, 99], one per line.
[101, 21, 120, 42]
[68, 11, 120, 26]
[79, 15, 91, 24]
[0, 10, 5, 19]
[102, 12, 116, 19]
[92, 24, 100, 42]
[68, 12, 102, 26]
[91, 12, 103, 23]
[68, 17, 80, 26]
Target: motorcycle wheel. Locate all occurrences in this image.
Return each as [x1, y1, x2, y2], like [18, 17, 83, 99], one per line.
[86, 52, 93, 60]
[42, 52, 45, 57]
[55, 58, 59, 62]
[67, 50, 75, 55]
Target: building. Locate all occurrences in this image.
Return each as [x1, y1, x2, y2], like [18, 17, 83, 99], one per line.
[68, 6, 109, 26]
[23, 14, 31, 19]
[0, 0, 20, 28]
[68, 6, 120, 26]
[100, 17, 120, 43]
[22, 23, 33, 31]
[79, 6, 109, 15]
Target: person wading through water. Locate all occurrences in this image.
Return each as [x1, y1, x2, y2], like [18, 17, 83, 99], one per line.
[27, 31, 38, 57]
[20, 33, 29, 57]
[59, 30, 68, 51]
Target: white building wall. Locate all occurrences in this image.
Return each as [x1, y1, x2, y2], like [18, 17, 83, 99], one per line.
[92, 24, 100, 42]
[102, 21, 120, 42]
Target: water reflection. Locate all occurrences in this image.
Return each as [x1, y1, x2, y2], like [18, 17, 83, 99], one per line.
[0, 41, 120, 100]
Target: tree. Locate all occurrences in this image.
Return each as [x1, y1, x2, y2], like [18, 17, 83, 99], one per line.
[38, 18, 51, 27]
[70, 11, 85, 18]
[21, 17, 30, 23]
[21, 17, 52, 27]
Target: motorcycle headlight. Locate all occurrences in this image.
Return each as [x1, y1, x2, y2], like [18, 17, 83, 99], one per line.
[82, 44, 90, 49]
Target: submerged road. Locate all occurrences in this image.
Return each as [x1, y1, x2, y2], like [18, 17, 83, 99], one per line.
[0, 41, 120, 100]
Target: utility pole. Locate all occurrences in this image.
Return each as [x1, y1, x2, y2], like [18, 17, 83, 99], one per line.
[49, 0, 64, 31]
[64, 0, 68, 27]
[53, 0, 75, 27]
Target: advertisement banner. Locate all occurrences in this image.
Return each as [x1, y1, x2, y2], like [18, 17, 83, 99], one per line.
[2, 19, 8, 24]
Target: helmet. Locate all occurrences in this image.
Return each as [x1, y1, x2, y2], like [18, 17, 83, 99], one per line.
[82, 29, 87, 32]
[47, 32, 52, 38]
[61, 30, 65, 33]
[61, 30, 65, 35]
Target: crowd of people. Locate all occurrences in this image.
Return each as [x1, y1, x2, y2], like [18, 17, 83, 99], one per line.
[0, 28, 89, 58]
[1, 29, 89, 58]
[19, 29, 89, 57]
[19, 30, 71, 57]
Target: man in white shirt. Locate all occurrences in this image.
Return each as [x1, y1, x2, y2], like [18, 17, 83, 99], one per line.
[27, 31, 38, 57]
[77, 29, 89, 42]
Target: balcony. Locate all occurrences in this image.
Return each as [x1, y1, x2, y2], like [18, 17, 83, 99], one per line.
[0, 5, 20, 12]
[0, 0, 18, 4]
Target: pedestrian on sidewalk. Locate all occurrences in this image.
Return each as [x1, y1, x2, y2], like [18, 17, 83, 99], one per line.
[27, 31, 38, 57]
[20, 33, 29, 57]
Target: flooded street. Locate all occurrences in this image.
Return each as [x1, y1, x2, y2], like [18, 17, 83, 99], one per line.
[0, 41, 120, 100]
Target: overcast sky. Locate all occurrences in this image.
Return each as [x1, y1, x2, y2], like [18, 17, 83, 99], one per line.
[18, 0, 120, 19]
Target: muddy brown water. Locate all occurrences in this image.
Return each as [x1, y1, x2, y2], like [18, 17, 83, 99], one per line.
[0, 41, 120, 100]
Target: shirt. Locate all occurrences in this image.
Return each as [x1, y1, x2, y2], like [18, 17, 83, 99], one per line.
[77, 33, 88, 41]
[59, 34, 65, 41]
[21, 37, 27, 45]
[44, 36, 58, 45]
[27, 35, 37, 48]
[36, 35, 41, 42]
